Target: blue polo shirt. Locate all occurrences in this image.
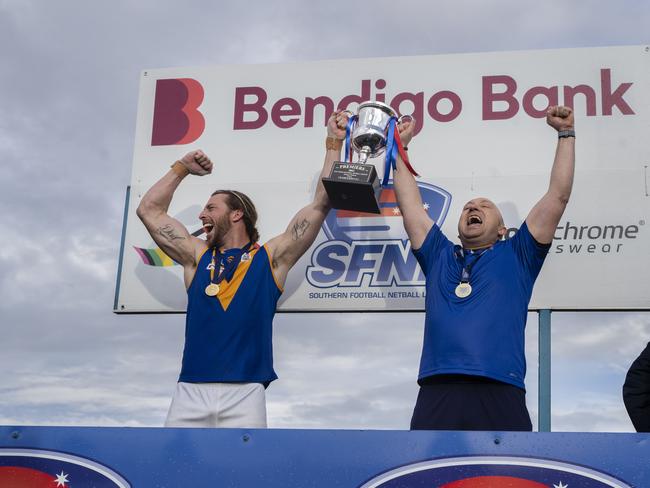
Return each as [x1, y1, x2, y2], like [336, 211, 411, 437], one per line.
[413, 222, 550, 389]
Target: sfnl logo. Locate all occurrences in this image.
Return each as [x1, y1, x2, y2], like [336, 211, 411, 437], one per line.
[307, 181, 451, 288]
[359, 456, 632, 488]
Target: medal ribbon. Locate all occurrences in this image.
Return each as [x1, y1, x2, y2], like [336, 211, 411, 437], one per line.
[344, 115, 358, 163]
[456, 246, 492, 285]
[208, 242, 257, 286]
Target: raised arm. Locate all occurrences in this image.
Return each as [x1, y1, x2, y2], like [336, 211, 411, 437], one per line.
[266, 111, 347, 285]
[393, 119, 433, 250]
[526, 106, 575, 244]
[136, 150, 212, 284]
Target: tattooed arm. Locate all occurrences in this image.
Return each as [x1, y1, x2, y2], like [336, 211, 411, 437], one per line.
[136, 150, 212, 285]
[265, 111, 347, 287]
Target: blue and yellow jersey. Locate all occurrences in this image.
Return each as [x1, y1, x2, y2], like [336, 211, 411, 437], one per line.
[179, 244, 283, 385]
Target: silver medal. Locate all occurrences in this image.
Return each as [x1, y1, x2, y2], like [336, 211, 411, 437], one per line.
[455, 282, 472, 298]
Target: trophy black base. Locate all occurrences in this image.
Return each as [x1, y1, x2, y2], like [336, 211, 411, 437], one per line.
[322, 162, 382, 214]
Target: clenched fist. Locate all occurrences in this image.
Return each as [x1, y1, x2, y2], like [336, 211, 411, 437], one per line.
[179, 150, 213, 176]
[546, 106, 574, 132]
[397, 116, 416, 147]
[327, 110, 350, 140]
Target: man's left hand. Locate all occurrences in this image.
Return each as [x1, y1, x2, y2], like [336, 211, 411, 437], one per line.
[546, 105, 574, 131]
[397, 117, 416, 147]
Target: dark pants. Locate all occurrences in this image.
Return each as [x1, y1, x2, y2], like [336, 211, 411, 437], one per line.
[410, 375, 532, 431]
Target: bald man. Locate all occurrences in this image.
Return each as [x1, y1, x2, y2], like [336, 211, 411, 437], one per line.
[393, 106, 575, 431]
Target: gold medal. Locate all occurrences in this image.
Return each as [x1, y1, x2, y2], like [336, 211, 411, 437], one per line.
[455, 282, 472, 298]
[205, 283, 220, 296]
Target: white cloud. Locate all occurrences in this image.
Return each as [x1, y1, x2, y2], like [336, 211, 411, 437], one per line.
[66, 233, 117, 283]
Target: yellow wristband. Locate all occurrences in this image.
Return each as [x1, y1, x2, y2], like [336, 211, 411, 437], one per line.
[170, 160, 190, 177]
[325, 137, 343, 151]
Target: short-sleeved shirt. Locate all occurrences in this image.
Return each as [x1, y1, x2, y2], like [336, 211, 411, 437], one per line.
[179, 244, 282, 386]
[413, 222, 550, 389]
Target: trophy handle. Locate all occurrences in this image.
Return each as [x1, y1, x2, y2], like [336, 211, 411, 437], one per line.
[397, 114, 415, 125]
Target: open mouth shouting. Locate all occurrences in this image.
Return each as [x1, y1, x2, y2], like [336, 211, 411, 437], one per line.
[202, 222, 215, 237]
[467, 214, 483, 228]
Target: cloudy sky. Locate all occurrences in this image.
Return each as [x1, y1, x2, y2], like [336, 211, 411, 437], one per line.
[1, 0, 649, 434]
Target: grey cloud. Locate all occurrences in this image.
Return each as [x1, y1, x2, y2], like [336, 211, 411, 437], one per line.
[1, 0, 649, 432]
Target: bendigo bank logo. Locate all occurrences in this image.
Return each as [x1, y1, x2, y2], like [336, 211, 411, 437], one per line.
[307, 181, 451, 288]
[151, 78, 205, 146]
[0, 448, 131, 487]
[358, 456, 631, 488]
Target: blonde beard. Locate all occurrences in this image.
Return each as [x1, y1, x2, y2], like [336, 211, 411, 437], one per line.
[206, 215, 232, 249]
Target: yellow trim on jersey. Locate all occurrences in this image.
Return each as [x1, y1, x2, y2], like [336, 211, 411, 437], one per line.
[216, 247, 260, 311]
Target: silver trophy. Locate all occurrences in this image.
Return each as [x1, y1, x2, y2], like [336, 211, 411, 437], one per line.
[323, 101, 401, 214]
[352, 101, 398, 163]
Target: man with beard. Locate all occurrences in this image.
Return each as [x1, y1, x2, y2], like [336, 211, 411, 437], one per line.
[137, 111, 348, 428]
[393, 106, 575, 431]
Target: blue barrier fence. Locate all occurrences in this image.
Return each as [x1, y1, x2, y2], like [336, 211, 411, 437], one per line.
[1, 426, 648, 487]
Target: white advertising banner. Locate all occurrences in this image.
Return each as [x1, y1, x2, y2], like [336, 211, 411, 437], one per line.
[115, 45, 650, 312]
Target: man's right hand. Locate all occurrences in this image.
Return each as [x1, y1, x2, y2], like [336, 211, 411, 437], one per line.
[179, 150, 213, 176]
[327, 111, 349, 140]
